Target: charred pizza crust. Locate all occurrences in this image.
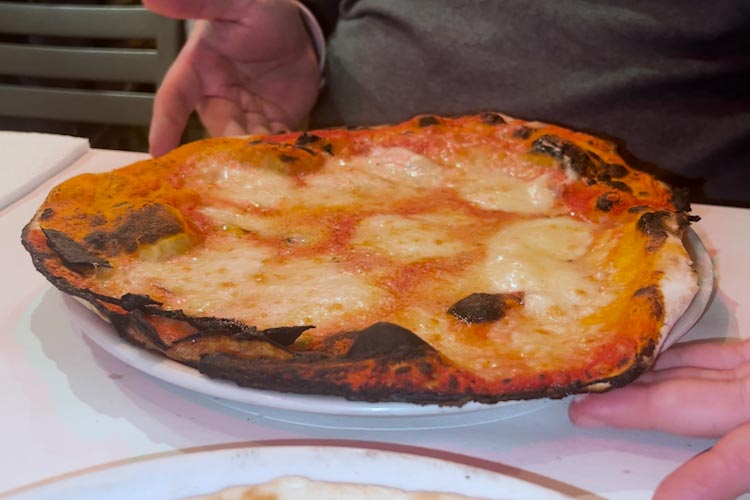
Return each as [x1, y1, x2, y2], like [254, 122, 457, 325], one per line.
[22, 113, 699, 405]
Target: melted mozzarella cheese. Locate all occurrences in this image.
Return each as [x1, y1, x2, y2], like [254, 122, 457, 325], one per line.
[300, 148, 447, 208]
[112, 242, 386, 330]
[484, 216, 617, 321]
[360, 147, 447, 187]
[199, 206, 327, 246]
[189, 159, 298, 209]
[352, 213, 472, 262]
[458, 172, 556, 213]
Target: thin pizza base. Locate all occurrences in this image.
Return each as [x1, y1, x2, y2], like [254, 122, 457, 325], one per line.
[22, 113, 698, 405]
[186, 476, 487, 500]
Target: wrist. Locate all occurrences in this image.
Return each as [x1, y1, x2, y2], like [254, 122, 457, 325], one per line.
[291, 0, 326, 77]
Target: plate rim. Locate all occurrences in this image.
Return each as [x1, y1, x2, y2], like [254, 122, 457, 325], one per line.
[63, 228, 713, 418]
[0, 441, 577, 500]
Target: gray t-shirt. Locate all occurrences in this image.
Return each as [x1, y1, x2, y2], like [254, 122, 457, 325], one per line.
[304, 0, 750, 206]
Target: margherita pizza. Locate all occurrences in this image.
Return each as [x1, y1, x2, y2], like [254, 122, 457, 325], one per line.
[22, 113, 699, 405]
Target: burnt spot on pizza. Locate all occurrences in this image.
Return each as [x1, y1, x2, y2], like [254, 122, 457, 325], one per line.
[346, 322, 435, 360]
[278, 154, 297, 163]
[186, 316, 259, 337]
[126, 309, 169, 349]
[417, 115, 440, 127]
[83, 203, 185, 256]
[603, 179, 633, 193]
[119, 293, 162, 311]
[530, 135, 599, 179]
[627, 205, 650, 214]
[40, 207, 54, 220]
[595, 191, 620, 212]
[616, 356, 631, 368]
[88, 214, 107, 227]
[322, 143, 334, 155]
[479, 112, 506, 125]
[41, 228, 111, 271]
[416, 359, 436, 378]
[395, 365, 412, 376]
[636, 211, 671, 251]
[634, 286, 665, 321]
[512, 126, 533, 139]
[670, 186, 692, 213]
[260, 325, 314, 346]
[294, 132, 322, 146]
[447, 292, 523, 323]
[602, 163, 628, 178]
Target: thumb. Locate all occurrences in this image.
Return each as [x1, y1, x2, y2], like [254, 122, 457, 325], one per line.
[654, 423, 750, 500]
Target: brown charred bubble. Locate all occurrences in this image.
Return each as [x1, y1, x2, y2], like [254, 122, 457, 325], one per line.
[479, 112, 506, 125]
[512, 126, 533, 139]
[278, 154, 297, 163]
[40, 208, 54, 220]
[670, 187, 692, 212]
[636, 211, 671, 250]
[628, 205, 650, 214]
[187, 316, 259, 337]
[636, 211, 671, 238]
[261, 325, 315, 346]
[322, 143, 334, 155]
[119, 293, 162, 310]
[604, 179, 633, 193]
[83, 204, 184, 255]
[602, 163, 628, 178]
[42, 228, 111, 269]
[346, 322, 434, 360]
[530, 135, 599, 178]
[634, 286, 665, 321]
[294, 132, 322, 146]
[448, 293, 508, 323]
[595, 191, 620, 212]
[417, 115, 440, 127]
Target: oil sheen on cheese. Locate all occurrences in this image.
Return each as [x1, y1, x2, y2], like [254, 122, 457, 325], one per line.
[97, 145, 628, 377]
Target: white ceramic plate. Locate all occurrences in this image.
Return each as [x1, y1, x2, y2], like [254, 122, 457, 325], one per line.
[63, 229, 713, 423]
[660, 228, 714, 350]
[2, 444, 577, 500]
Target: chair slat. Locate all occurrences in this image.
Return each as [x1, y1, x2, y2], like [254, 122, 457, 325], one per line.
[0, 84, 154, 126]
[0, 3, 167, 39]
[0, 43, 160, 83]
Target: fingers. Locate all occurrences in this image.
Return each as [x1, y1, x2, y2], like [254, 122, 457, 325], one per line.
[142, 0, 242, 21]
[197, 96, 252, 137]
[654, 339, 750, 371]
[637, 362, 750, 384]
[569, 375, 750, 438]
[149, 38, 204, 156]
[654, 422, 750, 500]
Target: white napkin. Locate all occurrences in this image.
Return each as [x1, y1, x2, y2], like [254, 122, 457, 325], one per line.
[0, 131, 90, 210]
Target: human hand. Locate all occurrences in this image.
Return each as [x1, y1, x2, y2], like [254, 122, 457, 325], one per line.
[569, 339, 750, 500]
[143, 0, 321, 156]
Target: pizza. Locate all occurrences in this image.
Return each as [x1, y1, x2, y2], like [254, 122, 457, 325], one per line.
[187, 476, 485, 500]
[21, 112, 699, 406]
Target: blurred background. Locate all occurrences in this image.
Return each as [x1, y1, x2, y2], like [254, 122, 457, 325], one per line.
[0, 0, 203, 152]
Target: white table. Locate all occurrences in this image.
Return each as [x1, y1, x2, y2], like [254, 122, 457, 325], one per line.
[1, 148, 748, 499]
